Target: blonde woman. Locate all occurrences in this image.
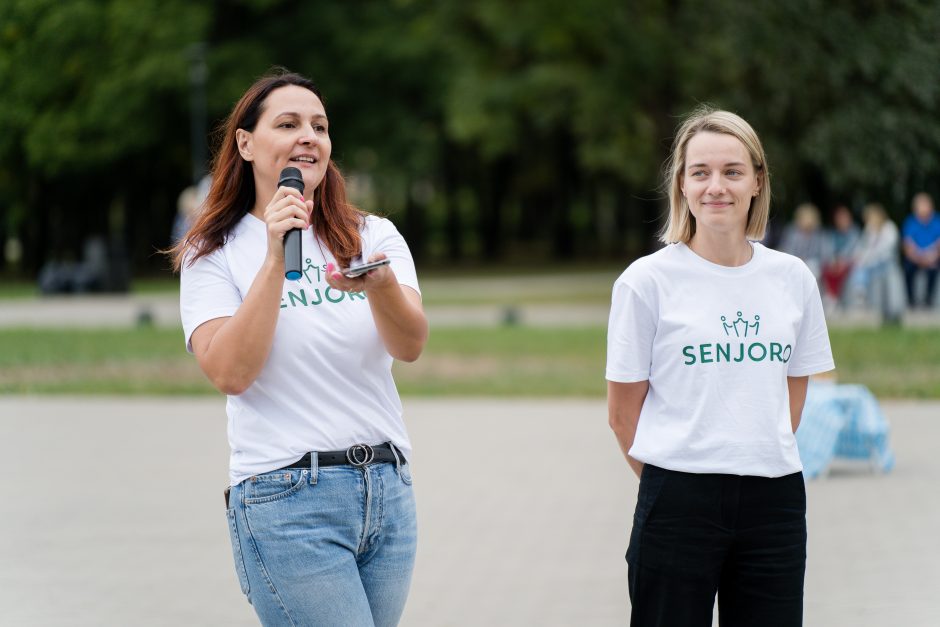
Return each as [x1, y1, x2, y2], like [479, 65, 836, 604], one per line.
[779, 202, 831, 280]
[848, 203, 905, 320]
[607, 107, 834, 626]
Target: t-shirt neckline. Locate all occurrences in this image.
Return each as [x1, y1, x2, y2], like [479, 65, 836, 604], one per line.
[676, 241, 762, 275]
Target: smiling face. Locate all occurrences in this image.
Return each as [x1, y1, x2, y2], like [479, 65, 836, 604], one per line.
[681, 131, 761, 239]
[236, 84, 331, 203]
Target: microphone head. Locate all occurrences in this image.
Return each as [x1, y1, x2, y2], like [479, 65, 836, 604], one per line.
[278, 167, 305, 193]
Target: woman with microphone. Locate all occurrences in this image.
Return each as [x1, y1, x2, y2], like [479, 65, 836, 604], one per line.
[170, 70, 427, 626]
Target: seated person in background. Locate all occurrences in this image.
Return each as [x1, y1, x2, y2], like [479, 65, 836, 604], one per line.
[847, 203, 904, 320]
[821, 204, 860, 307]
[901, 192, 940, 309]
[779, 202, 832, 281]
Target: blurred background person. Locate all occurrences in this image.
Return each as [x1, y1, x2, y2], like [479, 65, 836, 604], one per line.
[821, 204, 860, 309]
[901, 192, 940, 309]
[172, 186, 199, 244]
[779, 202, 832, 282]
[172, 174, 211, 244]
[847, 203, 905, 322]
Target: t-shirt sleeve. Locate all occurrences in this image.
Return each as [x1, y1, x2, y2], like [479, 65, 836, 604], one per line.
[180, 250, 242, 353]
[606, 276, 657, 383]
[787, 264, 835, 376]
[362, 217, 420, 295]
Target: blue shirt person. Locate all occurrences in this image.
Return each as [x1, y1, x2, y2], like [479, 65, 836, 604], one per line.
[901, 193, 940, 308]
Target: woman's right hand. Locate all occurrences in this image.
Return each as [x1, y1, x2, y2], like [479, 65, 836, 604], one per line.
[262, 187, 313, 263]
[191, 187, 311, 395]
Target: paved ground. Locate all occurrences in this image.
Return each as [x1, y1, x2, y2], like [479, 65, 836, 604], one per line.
[1, 397, 937, 626]
[3, 293, 940, 329]
[0, 294, 613, 328]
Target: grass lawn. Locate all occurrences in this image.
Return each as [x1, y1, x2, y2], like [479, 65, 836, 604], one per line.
[0, 326, 936, 398]
[0, 265, 623, 305]
[0, 280, 39, 299]
[0, 277, 184, 300]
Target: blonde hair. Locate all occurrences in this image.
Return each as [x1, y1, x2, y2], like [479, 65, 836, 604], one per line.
[660, 106, 771, 244]
[794, 203, 821, 230]
[863, 202, 887, 229]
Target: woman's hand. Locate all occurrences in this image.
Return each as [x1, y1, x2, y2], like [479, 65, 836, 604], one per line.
[324, 253, 395, 293]
[325, 252, 428, 362]
[263, 187, 313, 263]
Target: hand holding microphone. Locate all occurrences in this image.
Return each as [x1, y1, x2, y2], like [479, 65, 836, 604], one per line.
[259, 167, 311, 277]
[278, 167, 306, 280]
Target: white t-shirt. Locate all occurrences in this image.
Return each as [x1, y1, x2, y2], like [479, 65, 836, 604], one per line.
[181, 213, 420, 486]
[606, 242, 834, 477]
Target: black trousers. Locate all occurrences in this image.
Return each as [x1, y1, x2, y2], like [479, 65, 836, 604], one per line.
[903, 259, 938, 308]
[627, 465, 807, 627]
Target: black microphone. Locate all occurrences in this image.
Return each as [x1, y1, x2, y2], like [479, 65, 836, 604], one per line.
[278, 167, 304, 280]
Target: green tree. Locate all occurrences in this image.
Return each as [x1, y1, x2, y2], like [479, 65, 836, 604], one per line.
[0, 0, 209, 274]
[3, 0, 940, 278]
[672, 0, 940, 215]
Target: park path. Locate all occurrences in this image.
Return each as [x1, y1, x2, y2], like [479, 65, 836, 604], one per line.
[3, 292, 939, 329]
[1, 397, 937, 626]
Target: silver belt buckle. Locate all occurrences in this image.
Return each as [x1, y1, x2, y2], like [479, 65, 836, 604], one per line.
[346, 443, 375, 467]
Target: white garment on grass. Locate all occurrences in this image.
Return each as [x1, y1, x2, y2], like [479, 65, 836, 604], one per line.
[181, 214, 419, 485]
[606, 242, 834, 477]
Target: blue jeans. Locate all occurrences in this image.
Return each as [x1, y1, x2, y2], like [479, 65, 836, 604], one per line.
[225, 453, 417, 626]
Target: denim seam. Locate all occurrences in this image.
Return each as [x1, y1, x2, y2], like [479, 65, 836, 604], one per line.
[370, 467, 386, 554]
[226, 508, 250, 596]
[357, 467, 372, 556]
[241, 493, 299, 627]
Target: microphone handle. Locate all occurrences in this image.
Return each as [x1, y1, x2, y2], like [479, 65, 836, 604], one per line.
[284, 228, 302, 280]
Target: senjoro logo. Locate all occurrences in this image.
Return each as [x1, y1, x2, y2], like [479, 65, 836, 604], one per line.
[682, 312, 791, 365]
[280, 257, 367, 309]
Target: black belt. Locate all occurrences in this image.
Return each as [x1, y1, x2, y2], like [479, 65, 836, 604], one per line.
[282, 443, 400, 470]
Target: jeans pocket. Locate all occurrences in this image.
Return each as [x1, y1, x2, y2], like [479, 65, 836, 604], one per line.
[243, 469, 308, 505]
[397, 462, 413, 485]
[226, 508, 250, 596]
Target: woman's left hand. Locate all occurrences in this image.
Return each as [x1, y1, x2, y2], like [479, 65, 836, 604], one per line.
[325, 252, 395, 293]
[326, 251, 427, 362]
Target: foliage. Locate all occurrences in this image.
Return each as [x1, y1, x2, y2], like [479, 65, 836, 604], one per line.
[2, 0, 940, 275]
[1, 0, 207, 174]
[0, 0, 209, 270]
[676, 0, 940, 208]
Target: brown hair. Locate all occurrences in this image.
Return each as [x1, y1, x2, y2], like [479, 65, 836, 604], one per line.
[169, 70, 364, 271]
[660, 106, 770, 244]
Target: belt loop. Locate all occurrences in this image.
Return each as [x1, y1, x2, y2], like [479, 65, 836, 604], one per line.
[388, 441, 403, 474]
[309, 451, 319, 485]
